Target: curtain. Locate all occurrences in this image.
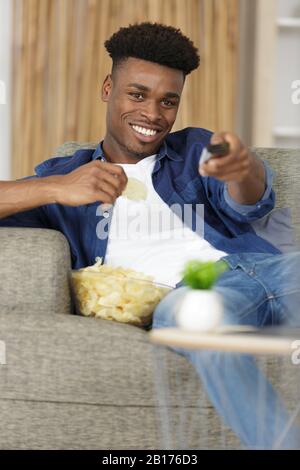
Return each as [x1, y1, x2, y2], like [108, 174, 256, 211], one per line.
[11, 0, 239, 178]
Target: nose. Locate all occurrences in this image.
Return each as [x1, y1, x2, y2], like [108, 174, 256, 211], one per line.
[140, 100, 162, 122]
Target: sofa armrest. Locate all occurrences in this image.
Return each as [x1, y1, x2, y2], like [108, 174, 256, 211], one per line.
[0, 228, 72, 315]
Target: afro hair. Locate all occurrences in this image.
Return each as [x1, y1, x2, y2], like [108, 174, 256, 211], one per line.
[104, 22, 200, 76]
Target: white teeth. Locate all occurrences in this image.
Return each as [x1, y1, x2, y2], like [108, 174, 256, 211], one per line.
[132, 125, 157, 136]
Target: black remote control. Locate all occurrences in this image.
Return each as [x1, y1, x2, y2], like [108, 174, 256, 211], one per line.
[207, 142, 230, 156]
[199, 141, 230, 165]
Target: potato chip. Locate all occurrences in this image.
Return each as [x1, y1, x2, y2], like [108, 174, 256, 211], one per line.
[122, 177, 148, 201]
[70, 259, 171, 326]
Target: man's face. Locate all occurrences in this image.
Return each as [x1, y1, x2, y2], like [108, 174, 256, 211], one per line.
[102, 57, 185, 161]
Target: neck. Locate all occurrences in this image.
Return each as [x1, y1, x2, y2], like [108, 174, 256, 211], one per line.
[102, 135, 157, 164]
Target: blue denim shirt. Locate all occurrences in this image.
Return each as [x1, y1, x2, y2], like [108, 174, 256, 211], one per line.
[0, 127, 280, 268]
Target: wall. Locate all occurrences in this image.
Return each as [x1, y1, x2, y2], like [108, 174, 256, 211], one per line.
[0, 0, 12, 180]
[274, 0, 300, 147]
[238, 0, 300, 148]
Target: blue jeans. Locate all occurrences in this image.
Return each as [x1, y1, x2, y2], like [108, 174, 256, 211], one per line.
[152, 252, 300, 449]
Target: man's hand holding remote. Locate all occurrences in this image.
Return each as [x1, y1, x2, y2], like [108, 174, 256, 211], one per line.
[199, 132, 266, 205]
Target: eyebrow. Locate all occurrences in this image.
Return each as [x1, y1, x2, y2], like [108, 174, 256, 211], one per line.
[127, 82, 180, 99]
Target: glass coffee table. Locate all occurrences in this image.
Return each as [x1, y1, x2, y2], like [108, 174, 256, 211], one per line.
[149, 326, 300, 449]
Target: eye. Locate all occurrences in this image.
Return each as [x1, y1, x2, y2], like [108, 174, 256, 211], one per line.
[162, 99, 176, 107]
[129, 92, 143, 100]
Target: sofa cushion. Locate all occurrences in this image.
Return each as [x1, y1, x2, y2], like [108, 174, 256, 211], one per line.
[1, 310, 298, 449]
[0, 310, 206, 407]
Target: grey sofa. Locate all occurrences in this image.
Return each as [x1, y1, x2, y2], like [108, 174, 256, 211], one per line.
[0, 145, 299, 450]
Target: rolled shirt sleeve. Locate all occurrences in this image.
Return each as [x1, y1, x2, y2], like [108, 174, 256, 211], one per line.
[220, 159, 275, 222]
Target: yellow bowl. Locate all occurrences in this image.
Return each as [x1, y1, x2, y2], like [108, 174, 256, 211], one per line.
[70, 270, 173, 327]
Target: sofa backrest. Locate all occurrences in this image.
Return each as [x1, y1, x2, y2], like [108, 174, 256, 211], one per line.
[256, 149, 300, 243]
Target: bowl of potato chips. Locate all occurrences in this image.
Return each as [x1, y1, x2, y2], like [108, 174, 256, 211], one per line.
[70, 258, 172, 327]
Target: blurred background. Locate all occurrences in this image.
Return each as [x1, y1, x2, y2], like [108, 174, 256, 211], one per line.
[0, 0, 299, 180]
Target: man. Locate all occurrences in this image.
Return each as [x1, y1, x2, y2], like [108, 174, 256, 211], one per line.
[0, 22, 299, 448]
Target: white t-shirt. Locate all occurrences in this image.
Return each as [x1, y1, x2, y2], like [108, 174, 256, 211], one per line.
[104, 154, 227, 287]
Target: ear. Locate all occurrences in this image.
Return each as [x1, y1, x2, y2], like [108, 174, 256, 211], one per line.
[102, 74, 113, 102]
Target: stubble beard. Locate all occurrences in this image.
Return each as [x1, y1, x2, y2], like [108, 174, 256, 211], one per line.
[123, 144, 154, 159]
[120, 137, 159, 160]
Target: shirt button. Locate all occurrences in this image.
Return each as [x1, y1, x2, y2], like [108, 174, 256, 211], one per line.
[257, 204, 261, 209]
[103, 211, 109, 218]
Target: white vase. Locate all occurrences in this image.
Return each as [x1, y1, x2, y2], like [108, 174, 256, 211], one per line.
[176, 289, 223, 332]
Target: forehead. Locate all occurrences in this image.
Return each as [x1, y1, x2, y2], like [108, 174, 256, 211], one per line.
[115, 57, 185, 93]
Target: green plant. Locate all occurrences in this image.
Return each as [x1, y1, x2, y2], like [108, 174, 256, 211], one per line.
[182, 260, 228, 290]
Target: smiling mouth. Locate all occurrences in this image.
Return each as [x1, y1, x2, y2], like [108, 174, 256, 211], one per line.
[129, 123, 162, 143]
